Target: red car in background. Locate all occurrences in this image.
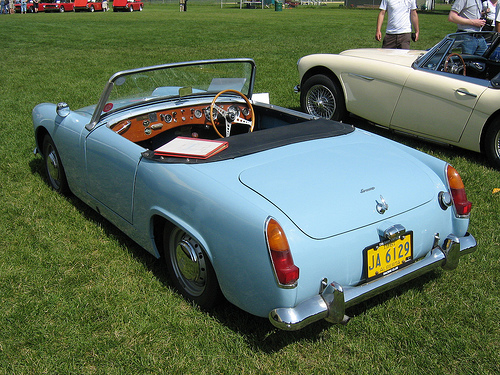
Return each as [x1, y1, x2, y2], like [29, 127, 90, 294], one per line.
[15, 0, 73, 12]
[112, 0, 143, 11]
[40, 0, 74, 12]
[74, 0, 108, 11]
[14, 2, 38, 12]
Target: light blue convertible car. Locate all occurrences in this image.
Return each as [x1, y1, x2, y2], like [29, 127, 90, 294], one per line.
[33, 59, 477, 330]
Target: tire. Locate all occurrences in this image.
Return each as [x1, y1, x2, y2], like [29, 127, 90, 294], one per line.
[89, 5, 94, 11]
[139, 4, 143, 11]
[163, 225, 220, 309]
[42, 135, 69, 194]
[484, 120, 500, 169]
[59, 6, 65, 12]
[300, 74, 346, 121]
[128, 5, 133, 11]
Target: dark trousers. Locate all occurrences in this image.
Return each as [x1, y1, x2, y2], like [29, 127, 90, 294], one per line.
[382, 33, 411, 49]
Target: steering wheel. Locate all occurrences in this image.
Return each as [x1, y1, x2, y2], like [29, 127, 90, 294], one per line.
[210, 89, 255, 138]
[444, 53, 466, 76]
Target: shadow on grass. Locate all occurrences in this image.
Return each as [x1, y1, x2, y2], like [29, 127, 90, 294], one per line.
[26, 134, 456, 352]
[207, 268, 442, 351]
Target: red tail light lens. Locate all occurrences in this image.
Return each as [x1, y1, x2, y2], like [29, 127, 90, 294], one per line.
[447, 165, 472, 216]
[266, 218, 299, 286]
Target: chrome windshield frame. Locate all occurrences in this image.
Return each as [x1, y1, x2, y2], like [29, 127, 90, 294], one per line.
[86, 58, 256, 131]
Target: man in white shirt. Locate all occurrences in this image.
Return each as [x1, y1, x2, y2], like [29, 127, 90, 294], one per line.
[376, 0, 419, 49]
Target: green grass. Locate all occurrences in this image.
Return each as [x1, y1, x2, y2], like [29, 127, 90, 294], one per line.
[1, 4, 500, 374]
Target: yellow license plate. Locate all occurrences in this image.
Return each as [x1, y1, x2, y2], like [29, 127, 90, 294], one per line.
[365, 232, 413, 280]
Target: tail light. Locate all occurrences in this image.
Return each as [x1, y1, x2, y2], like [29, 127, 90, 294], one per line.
[266, 218, 299, 287]
[446, 165, 472, 216]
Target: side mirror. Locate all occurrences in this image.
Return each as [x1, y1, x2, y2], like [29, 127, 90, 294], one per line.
[56, 102, 70, 117]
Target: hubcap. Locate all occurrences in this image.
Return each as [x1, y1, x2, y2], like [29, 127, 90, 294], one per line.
[305, 84, 336, 119]
[46, 146, 61, 189]
[170, 230, 207, 296]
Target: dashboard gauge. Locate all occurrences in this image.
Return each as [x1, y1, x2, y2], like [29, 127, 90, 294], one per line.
[194, 109, 203, 119]
[161, 114, 173, 123]
[228, 105, 240, 116]
[204, 107, 218, 120]
[148, 112, 158, 122]
[143, 120, 150, 127]
[241, 107, 250, 116]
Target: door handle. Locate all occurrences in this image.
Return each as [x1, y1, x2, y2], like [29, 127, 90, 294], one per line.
[455, 88, 477, 98]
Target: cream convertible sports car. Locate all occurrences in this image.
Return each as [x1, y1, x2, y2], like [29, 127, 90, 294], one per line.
[297, 31, 500, 169]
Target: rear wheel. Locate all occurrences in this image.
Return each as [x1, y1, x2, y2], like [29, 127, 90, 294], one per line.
[42, 135, 69, 194]
[484, 120, 500, 169]
[300, 74, 346, 121]
[163, 225, 220, 309]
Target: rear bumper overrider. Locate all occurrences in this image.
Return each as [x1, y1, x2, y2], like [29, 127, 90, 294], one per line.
[269, 232, 477, 331]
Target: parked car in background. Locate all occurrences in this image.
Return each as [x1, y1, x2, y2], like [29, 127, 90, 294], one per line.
[15, 1, 39, 12]
[32, 58, 476, 331]
[74, 0, 107, 11]
[112, 0, 142, 11]
[37, 0, 74, 12]
[297, 31, 500, 169]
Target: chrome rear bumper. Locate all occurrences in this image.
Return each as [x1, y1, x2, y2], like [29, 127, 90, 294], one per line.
[269, 232, 477, 331]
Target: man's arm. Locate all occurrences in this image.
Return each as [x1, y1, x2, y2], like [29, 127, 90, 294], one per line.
[411, 9, 419, 41]
[496, 2, 500, 31]
[376, 10, 386, 41]
[448, 10, 486, 28]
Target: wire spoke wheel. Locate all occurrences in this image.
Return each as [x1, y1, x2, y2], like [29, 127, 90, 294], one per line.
[305, 84, 336, 119]
[300, 74, 346, 121]
[485, 120, 500, 169]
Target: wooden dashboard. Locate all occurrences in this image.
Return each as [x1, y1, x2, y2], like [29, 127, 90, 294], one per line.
[110, 103, 252, 143]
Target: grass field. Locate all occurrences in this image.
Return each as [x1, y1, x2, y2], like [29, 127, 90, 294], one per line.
[1, 4, 499, 374]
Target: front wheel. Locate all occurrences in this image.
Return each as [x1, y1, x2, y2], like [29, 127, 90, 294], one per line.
[300, 74, 346, 121]
[484, 120, 500, 169]
[163, 226, 220, 309]
[42, 135, 69, 194]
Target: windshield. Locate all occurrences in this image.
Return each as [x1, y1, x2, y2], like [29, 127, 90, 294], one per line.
[98, 59, 255, 119]
[419, 32, 500, 71]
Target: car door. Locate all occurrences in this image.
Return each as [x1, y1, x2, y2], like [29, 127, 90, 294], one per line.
[340, 63, 411, 127]
[85, 124, 144, 223]
[390, 69, 488, 143]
